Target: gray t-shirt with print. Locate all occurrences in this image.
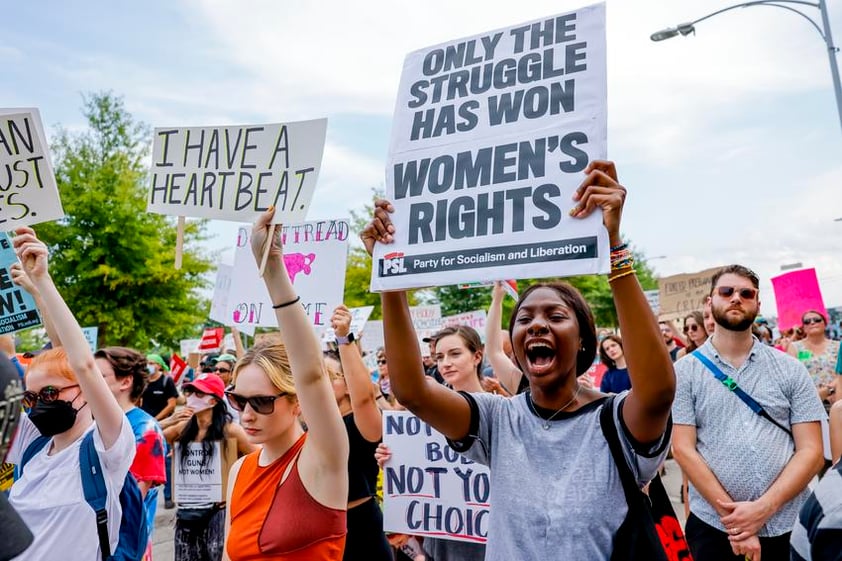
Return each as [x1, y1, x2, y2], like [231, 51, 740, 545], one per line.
[449, 391, 670, 561]
[672, 338, 826, 536]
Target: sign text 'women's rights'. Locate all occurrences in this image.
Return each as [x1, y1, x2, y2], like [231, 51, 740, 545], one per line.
[383, 411, 490, 544]
[0, 109, 64, 230]
[226, 219, 349, 332]
[147, 119, 327, 224]
[372, 3, 609, 291]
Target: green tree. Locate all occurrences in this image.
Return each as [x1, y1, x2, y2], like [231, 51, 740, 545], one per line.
[35, 92, 213, 349]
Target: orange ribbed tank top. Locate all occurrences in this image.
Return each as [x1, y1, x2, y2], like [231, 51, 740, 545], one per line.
[226, 433, 346, 561]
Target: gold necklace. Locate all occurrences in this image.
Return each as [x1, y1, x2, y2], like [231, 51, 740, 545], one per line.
[527, 384, 583, 430]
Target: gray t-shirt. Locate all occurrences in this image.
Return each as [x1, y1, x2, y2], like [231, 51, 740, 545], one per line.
[672, 338, 826, 536]
[449, 391, 669, 561]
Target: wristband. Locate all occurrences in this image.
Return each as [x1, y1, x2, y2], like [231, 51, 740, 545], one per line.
[272, 296, 301, 309]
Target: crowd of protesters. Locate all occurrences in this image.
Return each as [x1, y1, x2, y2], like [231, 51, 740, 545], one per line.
[1, 161, 841, 561]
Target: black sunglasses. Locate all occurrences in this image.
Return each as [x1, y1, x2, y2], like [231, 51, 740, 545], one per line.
[377, 359, 387, 366]
[683, 324, 700, 333]
[225, 391, 288, 415]
[716, 286, 757, 300]
[183, 387, 210, 398]
[22, 384, 80, 409]
[214, 366, 232, 374]
[803, 317, 825, 325]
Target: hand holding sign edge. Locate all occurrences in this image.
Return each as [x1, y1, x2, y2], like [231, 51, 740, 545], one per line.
[360, 200, 395, 257]
[12, 227, 49, 283]
[571, 160, 625, 245]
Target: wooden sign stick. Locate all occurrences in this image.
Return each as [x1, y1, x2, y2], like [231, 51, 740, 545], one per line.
[175, 216, 186, 270]
[258, 223, 276, 278]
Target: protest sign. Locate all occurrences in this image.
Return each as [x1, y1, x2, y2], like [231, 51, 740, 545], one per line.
[81, 327, 98, 353]
[411, 305, 443, 349]
[209, 264, 233, 324]
[321, 305, 375, 346]
[371, 4, 609, 291]
[170, 354, 188, 384]
[147, 119, 327, 224]
[173, 439, 237, 504]
[643, 289, 660, 316]
[199, 327, 224, 351]
[658, 267, 720, 321]
[180, 338, 201, 357]
[0, 233, 40, 334]
[0, 109, 64, 229]
[442, 310, 487, 334]
[360, 319, 385, 360]
[382, 411, 489, 543]
[771, 268, 827, 332]
[226, 219, 349, 332]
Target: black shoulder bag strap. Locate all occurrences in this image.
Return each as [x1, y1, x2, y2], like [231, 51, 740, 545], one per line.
[600, 396, 668, 561]
[692, 350, 792, 438]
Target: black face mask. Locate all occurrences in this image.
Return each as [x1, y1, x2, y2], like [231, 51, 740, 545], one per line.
[28, 395, 84, 437]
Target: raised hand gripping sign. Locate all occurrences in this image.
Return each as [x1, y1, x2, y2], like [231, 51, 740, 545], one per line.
[0, 109, 64, 229]
[371, 4, 609, 291]
[147, 119, 327, 224]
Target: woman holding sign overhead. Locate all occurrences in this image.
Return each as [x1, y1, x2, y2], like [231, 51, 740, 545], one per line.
[361, 161, 676, 560]
[224, 208, 349, 561]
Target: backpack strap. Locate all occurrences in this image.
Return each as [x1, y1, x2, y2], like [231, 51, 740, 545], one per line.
[79, 431, 112, 561]
[599, 395, 641, 504]
[692, 350, 793, 438]
[15, 435, 51, 479]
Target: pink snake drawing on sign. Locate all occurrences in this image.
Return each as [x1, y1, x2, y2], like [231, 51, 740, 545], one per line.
[284, 253, 316, 283]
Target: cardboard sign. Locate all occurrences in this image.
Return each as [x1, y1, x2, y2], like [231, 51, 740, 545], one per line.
[209, 264, 233, 325]
[180, 338, 201, 357]
[226, 219, 350, 332]
[147, 119, 327, 224]
[382, 411, 489, 543]
[371, 4, 609, 291]
[771, 268, 827, 332]
[657, 267, 721, 321]
[173, 438, 237, 505]
[360, 319, 385, 359]
[411, 305, 443, 350]
[0, 109, 64, 229]
[643, 289, 660, 316]
[0, 233, 41, 334]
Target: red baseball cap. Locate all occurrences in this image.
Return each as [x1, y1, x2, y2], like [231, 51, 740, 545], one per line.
[183, 373, 225, 399]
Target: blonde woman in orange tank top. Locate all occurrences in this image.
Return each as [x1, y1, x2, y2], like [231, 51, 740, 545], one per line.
[222, 209, 350, 561]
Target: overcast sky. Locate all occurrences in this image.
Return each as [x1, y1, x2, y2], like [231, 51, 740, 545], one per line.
[4, 0, 842, 314]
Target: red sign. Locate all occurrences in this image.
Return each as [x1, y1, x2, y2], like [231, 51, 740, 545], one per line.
[198, 327, 224, 352]
[170, 354, 188, 384]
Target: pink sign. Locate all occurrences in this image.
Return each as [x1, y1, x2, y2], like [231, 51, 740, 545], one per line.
[771, 268, 827, 331]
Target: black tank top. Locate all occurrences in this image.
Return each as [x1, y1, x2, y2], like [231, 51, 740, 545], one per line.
[343, 413, 380, 502]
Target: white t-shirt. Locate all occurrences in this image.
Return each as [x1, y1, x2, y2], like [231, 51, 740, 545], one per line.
[8, 414, 135, 561]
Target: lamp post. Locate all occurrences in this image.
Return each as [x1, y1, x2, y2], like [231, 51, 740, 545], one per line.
[650, 0, 842, 134]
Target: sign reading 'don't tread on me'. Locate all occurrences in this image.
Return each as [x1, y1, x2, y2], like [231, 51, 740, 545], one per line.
[371, 4, 609, 291]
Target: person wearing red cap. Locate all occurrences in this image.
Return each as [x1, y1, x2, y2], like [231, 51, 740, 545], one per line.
[163, 373, 254, 561]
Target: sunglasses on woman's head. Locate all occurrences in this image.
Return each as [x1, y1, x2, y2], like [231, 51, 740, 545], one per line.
[715, 286, 757, 300]
[22, 384, 80, 409]
[803, 317, 824, 325]
[225, 391, 288, 415]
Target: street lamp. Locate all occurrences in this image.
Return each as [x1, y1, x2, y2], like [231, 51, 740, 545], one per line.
[650, 0, 842, 134]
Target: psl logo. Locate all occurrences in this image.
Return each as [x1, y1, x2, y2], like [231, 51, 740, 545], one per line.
[382, 252, 407, 275]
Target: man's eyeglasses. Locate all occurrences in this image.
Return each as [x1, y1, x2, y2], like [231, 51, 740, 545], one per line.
[22, 384, 80, 409]
[683, 324, 700, 333]
[377, 359, 387, 366]
[803, 317, 825, 325]
[225, 391, 288, 415]
[214, 366, 232, 374]
[715, 286, 758, 300]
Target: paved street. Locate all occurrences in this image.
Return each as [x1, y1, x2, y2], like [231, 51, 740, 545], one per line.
[151, 458, 687, 559]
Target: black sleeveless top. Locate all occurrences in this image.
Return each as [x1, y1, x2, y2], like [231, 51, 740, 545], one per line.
[343, 413, 380, 502]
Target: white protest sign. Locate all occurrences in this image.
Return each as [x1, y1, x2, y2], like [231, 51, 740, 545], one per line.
[321, 305, 375, 346]
[180, 338, 201, 357]
[0, 109, 64, 229]
[147, 119, 327, 224]
[360, 319, 384, 359]
[442, 310, 487, 334]
[371, 4, 609, 291]
[209, 264, 233, 325]
[383, 411, 489, 544]
[226, 219, 349, 332]
[81, 327, 98, 353]
[410, 305, 443, 350]
[173, 441, 223, 504]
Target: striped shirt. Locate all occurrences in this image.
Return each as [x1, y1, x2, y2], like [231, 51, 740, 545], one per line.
[791, 463, 842, 561]
[673, 338, 826, 537]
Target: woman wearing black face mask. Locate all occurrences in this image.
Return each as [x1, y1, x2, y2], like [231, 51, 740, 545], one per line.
[7, 227, 135, 561]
